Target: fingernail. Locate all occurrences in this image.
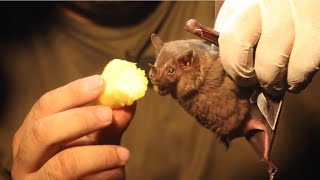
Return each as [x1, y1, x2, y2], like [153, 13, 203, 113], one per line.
[117, 147, 130, 164]
[83, 75, 104, 91]
[288, 85, 301, 93]
[96, 107, 112, 124]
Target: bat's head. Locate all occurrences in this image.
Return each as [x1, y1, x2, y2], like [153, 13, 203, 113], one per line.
[149, 34, 199, 96]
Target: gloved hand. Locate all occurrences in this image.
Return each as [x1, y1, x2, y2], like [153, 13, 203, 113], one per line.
[214, 0, 320, 95]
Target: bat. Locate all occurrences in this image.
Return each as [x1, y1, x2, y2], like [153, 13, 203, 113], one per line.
[148, 32, 280, 179]
[184, 19, 283, 136]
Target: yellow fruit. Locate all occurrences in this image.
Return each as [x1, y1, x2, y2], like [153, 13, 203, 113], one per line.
[153, 84, 159, 93]
[98, 59, 148, 108]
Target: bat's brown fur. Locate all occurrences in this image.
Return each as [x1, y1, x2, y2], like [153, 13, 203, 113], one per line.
[149, 35, 253, 146]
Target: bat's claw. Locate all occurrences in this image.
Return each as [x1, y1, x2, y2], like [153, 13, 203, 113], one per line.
[267, 161, 278, 180]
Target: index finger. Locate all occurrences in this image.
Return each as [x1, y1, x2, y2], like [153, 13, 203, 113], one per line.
[215, 0, 261, 86]
[29, 75, 104, 120]
[14, 75, 105, 145]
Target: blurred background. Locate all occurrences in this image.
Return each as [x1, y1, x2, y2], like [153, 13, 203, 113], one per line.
[0, 1, 319, 180]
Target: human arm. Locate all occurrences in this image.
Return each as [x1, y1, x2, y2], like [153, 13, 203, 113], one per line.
[11, 75, 135, 179]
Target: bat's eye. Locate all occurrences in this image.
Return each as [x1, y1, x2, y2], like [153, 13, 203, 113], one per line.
[167, 68, 175, 74]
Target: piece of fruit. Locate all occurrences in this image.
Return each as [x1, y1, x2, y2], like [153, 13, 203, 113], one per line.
[98, 59, 148, 108]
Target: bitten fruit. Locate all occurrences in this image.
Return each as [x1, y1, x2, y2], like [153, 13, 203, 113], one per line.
[98, 59, 148, 108]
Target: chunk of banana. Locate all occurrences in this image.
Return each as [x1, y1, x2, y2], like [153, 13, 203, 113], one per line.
[98, 59, 148, 108]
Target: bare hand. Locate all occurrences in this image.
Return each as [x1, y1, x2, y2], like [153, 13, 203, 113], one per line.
[11, 75, 136, 179]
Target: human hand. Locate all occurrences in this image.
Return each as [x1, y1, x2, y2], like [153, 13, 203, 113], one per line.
[11, 75, 136, 179]
[215, 0, 320, 95]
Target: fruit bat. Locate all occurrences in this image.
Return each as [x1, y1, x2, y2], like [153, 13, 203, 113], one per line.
[148, 20, 283, 179]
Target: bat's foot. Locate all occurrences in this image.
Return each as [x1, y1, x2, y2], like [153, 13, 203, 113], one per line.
[266, 160, 278, 180]
[268, 170, 276, 180]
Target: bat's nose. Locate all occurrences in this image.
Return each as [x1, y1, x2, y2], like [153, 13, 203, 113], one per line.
[148, 71, 155, 79]
[148, 71, 160, 84]
[148, 69, 157, 79]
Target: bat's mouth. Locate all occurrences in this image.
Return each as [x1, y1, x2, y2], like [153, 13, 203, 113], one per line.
[157, 86, 170, 96]
[155, 83, 175, 96]
[151, 82, 175, 96]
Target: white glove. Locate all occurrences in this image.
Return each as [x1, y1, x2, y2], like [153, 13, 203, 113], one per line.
[215, 0, 320, 95]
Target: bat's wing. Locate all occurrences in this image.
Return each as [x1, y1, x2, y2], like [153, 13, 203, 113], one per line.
[257, 92, 283, 131]
[246, 90, 283, 179]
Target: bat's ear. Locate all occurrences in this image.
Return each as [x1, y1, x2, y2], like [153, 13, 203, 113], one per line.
[177, 49, 194, 68]
[151, 33, 164, 53]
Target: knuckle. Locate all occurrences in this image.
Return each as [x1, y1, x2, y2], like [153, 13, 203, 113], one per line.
[75, 109, 92, 132]
[55, 149, 79, 177]
[30, 121, 49, 145]
[102, 148, 112, 168]
[37, 92, 51, 112]
[103, 146, 118, 167]
[76, 107, 108, 131]
[32, 92, 52, 119]
[42, 165, 61, 180]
